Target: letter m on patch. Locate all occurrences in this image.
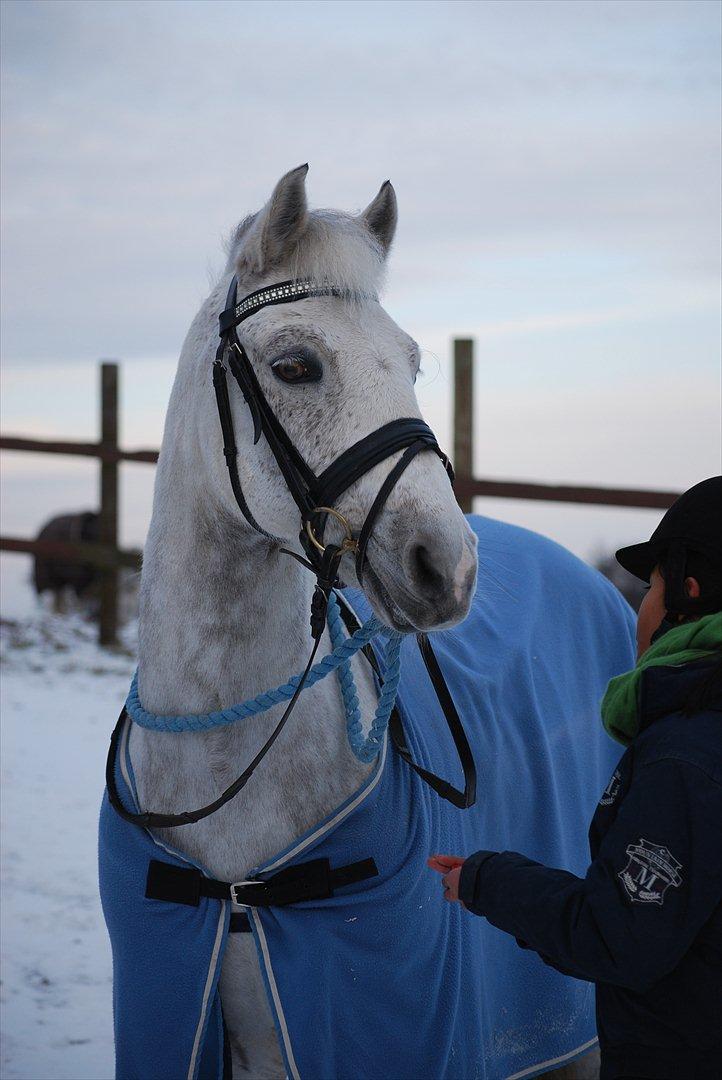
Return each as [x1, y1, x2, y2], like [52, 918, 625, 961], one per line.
[618, 838, 683, 905]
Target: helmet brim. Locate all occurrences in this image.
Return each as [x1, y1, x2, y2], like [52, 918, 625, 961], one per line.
[614, 541, 661, 583]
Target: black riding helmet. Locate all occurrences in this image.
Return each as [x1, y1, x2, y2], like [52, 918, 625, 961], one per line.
[616, 476, 722, 617]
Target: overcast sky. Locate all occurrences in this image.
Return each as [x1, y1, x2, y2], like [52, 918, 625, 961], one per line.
[1, 0, 720, 595]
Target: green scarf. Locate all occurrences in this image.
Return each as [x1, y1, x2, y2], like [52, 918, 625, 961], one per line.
[601, 611, 722, 745]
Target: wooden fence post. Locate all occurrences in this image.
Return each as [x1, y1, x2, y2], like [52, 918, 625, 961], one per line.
[99, 362, 119, 645]
[453, 338, 474, 514]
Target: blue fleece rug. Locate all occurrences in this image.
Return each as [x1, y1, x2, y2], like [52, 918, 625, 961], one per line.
[99, 514, 636, 1080]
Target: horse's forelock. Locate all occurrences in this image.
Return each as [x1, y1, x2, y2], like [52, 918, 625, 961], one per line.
[226, 209, 386, 297]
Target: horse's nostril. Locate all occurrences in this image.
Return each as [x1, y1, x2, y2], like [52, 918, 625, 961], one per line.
[408, 542, 446, 598]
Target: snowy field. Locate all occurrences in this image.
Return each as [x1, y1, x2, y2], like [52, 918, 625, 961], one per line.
[1, 580, 136, 1080]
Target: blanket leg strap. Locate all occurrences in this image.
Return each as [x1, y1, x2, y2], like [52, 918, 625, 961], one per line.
[229, 913, 251, 933]
[145, 856, 378, 910]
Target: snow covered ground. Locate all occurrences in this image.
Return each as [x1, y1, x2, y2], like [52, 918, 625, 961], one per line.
[1, 595, 136, 1079]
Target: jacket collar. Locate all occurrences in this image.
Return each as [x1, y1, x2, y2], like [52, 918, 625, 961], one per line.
[639, 658, 722, 732]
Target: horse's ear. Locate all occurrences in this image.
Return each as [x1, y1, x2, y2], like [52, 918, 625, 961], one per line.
[235, 165, 309, 276]
[360, 181, 397, 256]
[258, 164, 309, 269]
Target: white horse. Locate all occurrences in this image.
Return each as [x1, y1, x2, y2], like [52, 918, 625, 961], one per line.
[131, 165, 477, 1078]
[121, 167, 615, 1079]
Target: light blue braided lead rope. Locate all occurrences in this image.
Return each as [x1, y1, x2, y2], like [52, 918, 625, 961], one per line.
[325, 592, 403, 763]
[126, 593, 403, 762]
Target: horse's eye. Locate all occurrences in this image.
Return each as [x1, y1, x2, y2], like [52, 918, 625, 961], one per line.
[271, 355, 321, 384]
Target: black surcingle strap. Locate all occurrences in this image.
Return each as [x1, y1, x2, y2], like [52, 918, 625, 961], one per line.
[145, 855, 379, 909]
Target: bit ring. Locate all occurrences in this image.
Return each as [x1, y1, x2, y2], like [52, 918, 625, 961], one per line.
[305, 507, 358, 554]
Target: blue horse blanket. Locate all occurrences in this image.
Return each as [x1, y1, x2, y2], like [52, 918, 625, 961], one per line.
[99, 514, 636, 1080]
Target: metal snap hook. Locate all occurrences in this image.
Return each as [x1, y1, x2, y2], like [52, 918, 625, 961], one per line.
[305, 507, 358, 554]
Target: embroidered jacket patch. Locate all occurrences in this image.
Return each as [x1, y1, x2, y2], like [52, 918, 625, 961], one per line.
[618, 838, 683, 905]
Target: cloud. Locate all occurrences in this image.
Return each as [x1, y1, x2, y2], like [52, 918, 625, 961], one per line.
[1, 0, 719, 364]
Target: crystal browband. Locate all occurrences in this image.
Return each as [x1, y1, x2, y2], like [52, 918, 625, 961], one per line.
[218, 279, 377, 334]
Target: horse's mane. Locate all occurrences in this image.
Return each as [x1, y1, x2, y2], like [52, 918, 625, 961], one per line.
[225, 208, 386, 297]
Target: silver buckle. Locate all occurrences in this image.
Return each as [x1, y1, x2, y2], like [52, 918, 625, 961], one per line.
[229, 879, 264, 906]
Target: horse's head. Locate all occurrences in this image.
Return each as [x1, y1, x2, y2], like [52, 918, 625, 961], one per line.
[199, 165, 477, 632]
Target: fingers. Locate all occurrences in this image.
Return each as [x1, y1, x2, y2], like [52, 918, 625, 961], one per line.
[441, 867, 461, 902]
[429, 856, 466, 906]
[427, 854, 465, 873]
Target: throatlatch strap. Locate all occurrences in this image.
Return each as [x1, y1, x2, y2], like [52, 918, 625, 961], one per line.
[145, 856, 379, 909]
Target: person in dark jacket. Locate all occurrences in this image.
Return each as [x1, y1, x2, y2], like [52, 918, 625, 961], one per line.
[429, 476, 722, 1080]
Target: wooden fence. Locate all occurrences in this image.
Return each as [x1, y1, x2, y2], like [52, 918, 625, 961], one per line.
[1, 363, 154, 645]
[0, 346, 680, 644]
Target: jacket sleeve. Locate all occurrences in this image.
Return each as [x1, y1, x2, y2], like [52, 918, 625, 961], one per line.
[458, 757, 722, 992]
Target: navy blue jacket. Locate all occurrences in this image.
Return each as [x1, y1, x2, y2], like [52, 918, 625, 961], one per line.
[459, 659, 722, 1080]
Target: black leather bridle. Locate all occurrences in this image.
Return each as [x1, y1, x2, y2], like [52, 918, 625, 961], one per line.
[212, 275, 454, 591]
[106, 276, 475, 831]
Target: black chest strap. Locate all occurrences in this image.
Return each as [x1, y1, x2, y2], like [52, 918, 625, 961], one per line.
[145, 855, 378, 910]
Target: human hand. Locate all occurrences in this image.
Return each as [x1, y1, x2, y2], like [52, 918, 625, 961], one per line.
[427, 854, 465, 874]
[427, 854, 466, 903]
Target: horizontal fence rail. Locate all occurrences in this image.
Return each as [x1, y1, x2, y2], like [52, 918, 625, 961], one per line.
[0, 435, 159, 464]
[1, 350, 680, 643]
[452, 478, 677, 509]
[0, 536, 142, 570]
